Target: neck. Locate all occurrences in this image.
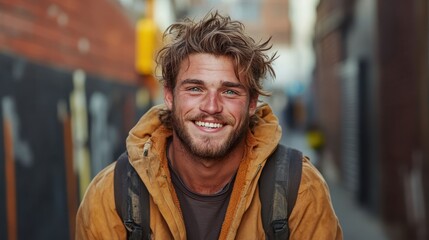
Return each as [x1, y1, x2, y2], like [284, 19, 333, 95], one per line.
[168, 137, 245, 195]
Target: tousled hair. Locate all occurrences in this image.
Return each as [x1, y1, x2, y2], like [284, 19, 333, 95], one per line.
[157, 11, 277, 129]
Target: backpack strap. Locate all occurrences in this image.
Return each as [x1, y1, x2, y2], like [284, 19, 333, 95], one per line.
[114, 152, 151, 240]
[259, 144, 303, 240]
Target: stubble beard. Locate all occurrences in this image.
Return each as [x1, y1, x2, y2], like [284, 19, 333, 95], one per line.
[171, 106, 249, 160]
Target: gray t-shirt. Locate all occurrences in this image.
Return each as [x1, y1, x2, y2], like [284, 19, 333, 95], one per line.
[168, 160, 234, 240]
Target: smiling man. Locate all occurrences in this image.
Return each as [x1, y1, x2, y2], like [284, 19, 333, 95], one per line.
[76, 11, 342, 240]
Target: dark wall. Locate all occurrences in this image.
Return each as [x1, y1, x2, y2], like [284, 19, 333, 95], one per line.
[0, 52, 150, 240]
[0, 100, 5, 240]
[377, 0, 426, 238]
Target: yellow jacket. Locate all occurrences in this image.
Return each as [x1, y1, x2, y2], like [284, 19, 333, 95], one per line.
[76, 104, 342, 239]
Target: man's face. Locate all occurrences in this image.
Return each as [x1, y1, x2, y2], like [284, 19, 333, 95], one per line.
[164, 53, 258, 159]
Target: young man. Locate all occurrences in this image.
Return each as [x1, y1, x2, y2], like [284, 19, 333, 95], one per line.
[76, 12, 342, 240]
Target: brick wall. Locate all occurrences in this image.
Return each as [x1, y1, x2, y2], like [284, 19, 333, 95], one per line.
[0, 0, 136, 83]
[315, 0, 429, 238]
[314, 0, 345, 170]
[261, 0, 291, 44]
[377, 0, 428, 238]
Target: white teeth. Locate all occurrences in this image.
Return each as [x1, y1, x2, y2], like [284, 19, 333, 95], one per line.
[195, 121, 223, 128]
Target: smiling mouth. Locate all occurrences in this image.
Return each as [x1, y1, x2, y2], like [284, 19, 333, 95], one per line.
[195, 121, 224, 129]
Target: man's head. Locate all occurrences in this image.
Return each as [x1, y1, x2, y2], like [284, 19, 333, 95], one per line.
[158, 12, 277, 159]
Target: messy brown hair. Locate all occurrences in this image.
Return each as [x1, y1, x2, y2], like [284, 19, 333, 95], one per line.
[157, 11, 277, 128]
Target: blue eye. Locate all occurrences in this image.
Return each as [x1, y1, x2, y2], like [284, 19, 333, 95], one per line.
[189, 87, 202, 92]
[224, 89, 237, 95]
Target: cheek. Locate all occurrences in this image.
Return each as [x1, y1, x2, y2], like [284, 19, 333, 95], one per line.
[177, 93, 203, 108]
[172, 94, 200, 116]
[230, 101, 250, 119]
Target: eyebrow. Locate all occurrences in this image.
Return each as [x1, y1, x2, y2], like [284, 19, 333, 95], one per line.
[181, 79, 204, 85]
[222, 81, 245, 89]
[181, 78, 245, 89]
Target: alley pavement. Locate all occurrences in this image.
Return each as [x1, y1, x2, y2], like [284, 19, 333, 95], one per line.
[281, 129, 390, 240]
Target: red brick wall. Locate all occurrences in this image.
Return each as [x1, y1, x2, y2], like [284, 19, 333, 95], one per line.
[377, 0, 428, 238]
[315, 0, 429, 238]
[262, 0, 291, 44]
[314, 0, 344, 169]
[0, 0, 136, 83]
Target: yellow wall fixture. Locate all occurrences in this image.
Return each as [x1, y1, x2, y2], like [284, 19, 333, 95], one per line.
[135, 18, 159, 75]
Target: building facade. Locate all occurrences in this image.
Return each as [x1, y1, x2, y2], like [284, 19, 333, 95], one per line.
[0, 0, 153, 239]
[313, 0, 429, 239]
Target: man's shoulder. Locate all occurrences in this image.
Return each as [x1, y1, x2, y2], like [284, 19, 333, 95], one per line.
[299, 157, 329, 194]
[76, 161, 126, 239]
[84, 161, 117, 197]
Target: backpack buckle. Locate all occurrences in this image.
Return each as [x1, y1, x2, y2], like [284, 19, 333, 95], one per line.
[124, 220, 144, 240]
[272, 219, 287, 233]
[124, 219, 143, 233]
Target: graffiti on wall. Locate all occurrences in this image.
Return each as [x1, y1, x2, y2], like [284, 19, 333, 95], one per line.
[2, 96, 34, 167]
[89, 92, 118, 176]
[0, 53, 147, 240]
[69, 70, 91, 200]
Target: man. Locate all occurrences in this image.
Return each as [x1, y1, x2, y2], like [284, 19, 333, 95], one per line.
[76, 12, 342, 239]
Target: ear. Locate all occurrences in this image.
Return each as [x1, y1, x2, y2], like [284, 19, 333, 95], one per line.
[248, 94, 258, 116]
[164, 86, 174, 110]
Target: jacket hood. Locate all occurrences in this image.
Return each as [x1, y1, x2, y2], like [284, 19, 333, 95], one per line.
[248, 103, 283, 161]
[126, 103, 282, 166]
[126, 104, 171, 160]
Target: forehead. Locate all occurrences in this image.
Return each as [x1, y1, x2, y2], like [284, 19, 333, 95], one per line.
[177, 53, 245, 84]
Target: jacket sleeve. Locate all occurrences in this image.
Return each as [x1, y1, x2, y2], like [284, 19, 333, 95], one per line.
[288, 158, 343, 240]
[75, 163, 127, 240]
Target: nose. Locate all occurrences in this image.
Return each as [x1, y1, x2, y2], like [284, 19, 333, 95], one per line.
[199, 91, 222, 114]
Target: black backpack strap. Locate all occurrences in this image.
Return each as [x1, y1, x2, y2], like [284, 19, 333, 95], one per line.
[259, 144, 303, 240]
[114, 152, 151, 240]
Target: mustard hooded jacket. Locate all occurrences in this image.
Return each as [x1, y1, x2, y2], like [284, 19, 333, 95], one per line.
[75, 104, 342, 240]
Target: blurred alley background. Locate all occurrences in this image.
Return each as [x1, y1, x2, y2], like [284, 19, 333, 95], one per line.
[0, 0, 428, 239]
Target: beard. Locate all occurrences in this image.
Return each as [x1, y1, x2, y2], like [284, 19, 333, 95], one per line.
[170, 106, 249, 160]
